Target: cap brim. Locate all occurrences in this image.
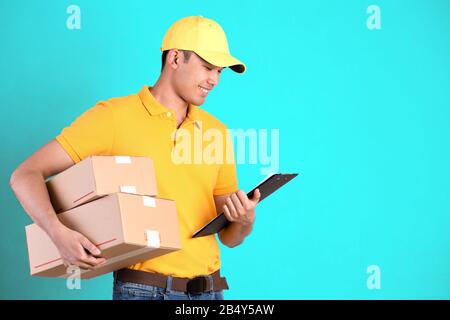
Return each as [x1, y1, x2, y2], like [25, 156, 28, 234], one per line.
[195, 50, 246, 73]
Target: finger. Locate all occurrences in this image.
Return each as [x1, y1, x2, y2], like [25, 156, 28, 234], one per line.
[236, 190, 251, 210]
[83, 254, 106, 266]
[75, 261, 95, 270]
[80, 237, 102, 257]
[78, 254, 97, 268]
[79, 251, 105, 268]
[64, 262, 74, 272]
[62, 259, 69, 267]
[223, 204, 234, 222]
[251, 188, 261, 204]
[226, 197, 239, 219]
[231, 193, 244, 213]
[69, 259, 94, 270]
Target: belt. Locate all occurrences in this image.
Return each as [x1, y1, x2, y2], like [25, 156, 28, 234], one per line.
[114, 268, 229, 294]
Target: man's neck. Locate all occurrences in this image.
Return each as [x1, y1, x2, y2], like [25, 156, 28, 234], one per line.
[149, 80, 189, 123]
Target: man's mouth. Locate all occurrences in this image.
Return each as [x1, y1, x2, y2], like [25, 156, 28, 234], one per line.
[199, 86, 211, 96]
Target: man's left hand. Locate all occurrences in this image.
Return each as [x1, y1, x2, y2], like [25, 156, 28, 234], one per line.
[223, 189, 261, 226]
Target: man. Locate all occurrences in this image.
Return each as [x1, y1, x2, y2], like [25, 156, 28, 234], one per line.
[9, 16, 260, 300]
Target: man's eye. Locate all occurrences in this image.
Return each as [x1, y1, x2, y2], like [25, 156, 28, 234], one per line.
[205, 66, 212, 70]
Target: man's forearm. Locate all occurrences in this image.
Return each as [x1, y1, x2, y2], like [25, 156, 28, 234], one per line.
[219, 218, 254, 248]
[10, 169, 62, 240]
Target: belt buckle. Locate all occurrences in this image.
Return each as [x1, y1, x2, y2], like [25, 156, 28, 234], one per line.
[186, 276, 208, 294]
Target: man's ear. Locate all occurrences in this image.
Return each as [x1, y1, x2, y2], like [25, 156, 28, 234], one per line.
[168, 49, 180, 69]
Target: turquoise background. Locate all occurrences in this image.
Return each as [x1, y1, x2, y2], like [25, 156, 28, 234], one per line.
[1, 0, 449, 299]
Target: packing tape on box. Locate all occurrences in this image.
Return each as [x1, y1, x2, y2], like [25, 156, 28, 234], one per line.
[143, 196, 156, 207]
[115, 156, 132, 164]
[146, 230, 161, 248]
[120, 185, 137, 194]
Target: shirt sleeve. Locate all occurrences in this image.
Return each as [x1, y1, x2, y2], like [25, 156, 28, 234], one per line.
[55, 100, 115, 163]
[213, 128, 239, 195]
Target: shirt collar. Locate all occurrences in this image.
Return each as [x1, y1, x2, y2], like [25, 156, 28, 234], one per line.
[138, 85, 199, 123]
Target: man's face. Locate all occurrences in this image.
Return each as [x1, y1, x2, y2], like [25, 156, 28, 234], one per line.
[172, 51, 224, 106]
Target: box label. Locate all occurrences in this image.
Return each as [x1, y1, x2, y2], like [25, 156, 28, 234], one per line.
[120, 185, 137, 194]
[143, 196, 156, 207]
[114, 156, 132, 164]
[146, 230, 161, 248]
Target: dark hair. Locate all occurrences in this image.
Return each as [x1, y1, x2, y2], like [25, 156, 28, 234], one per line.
[161, 50, 193, 72]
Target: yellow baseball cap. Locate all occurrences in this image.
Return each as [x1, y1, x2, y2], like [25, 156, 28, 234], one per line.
[161, 16, 246, 73]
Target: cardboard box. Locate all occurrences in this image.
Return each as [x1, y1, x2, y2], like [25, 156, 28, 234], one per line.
[25, 192, 180, 279]
[46, 156, 158, 212]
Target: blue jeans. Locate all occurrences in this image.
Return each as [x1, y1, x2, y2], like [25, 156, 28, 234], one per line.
[112, 274, 225, 300]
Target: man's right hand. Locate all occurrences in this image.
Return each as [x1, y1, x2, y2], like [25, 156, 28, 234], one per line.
[50, 223, 107, 270]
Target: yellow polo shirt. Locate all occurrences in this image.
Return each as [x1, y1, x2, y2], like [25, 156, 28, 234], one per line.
[55, 85, 238, 278]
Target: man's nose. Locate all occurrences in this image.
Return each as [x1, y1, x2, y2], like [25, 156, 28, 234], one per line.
[207, 73, 220, 87]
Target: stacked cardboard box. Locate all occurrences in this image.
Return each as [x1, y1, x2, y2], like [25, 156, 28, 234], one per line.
[25, 156, 181, 279]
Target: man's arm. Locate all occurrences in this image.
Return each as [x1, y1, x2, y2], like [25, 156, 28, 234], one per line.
[214, 189, 261, 248]
[9, 139, 106, 269]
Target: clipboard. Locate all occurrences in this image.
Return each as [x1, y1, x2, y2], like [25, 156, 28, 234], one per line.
[192, 173, 299, 238]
